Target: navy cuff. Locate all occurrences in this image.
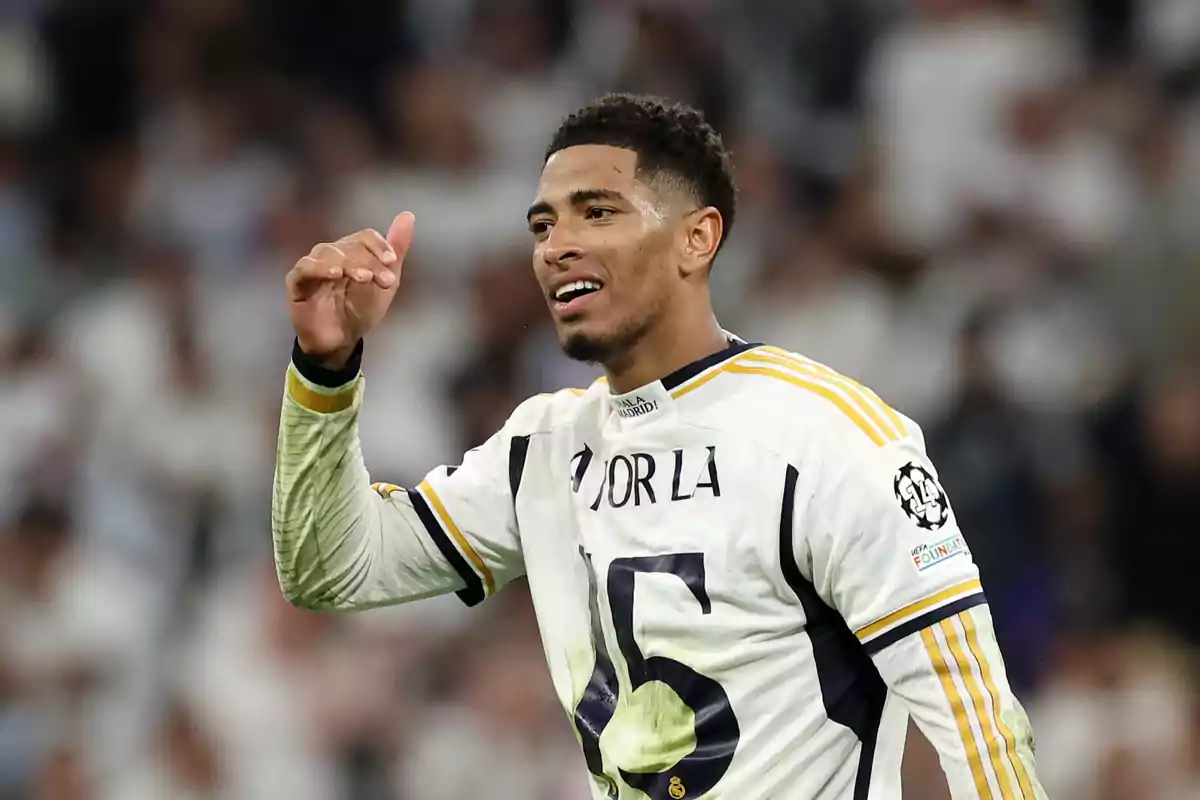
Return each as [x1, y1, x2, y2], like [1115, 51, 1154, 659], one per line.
[291, 339, 363, 387]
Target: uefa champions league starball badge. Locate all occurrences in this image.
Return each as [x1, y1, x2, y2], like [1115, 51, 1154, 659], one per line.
[893, 463, 949, 531]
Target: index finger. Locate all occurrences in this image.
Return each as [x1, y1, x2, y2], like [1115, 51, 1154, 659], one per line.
[349, 228, 396, 265]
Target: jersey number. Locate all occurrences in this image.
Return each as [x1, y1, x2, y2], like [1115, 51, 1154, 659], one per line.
[573, 551, 740, 799]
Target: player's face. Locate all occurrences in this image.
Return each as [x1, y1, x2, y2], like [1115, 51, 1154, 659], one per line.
[528, 145, 682, 364]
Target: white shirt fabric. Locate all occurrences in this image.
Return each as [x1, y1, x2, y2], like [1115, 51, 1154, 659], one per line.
[273, 339, 1046, 799]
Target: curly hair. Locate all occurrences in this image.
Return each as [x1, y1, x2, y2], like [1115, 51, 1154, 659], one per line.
[544, 93, 737, 257]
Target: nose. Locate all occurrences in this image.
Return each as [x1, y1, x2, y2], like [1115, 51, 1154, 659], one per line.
[542, 224, 584, 268]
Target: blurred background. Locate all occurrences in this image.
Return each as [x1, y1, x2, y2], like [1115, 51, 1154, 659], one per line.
[0, 0, 1198, 797]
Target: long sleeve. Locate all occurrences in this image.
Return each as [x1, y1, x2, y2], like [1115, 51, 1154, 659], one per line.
[797, 415, 1046, 798]
[870, 603, 1044, 799]
[272, 357, 467, 610]
[272, 342, 529, 611]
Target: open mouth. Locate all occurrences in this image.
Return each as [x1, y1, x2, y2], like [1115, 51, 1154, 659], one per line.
[554, 280, 602, 303]
[551, 279, 604, 316]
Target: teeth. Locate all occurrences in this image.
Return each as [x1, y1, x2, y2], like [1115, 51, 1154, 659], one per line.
[555, 280, 601, 301]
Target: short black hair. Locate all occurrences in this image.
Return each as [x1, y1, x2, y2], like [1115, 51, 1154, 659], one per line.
[544, 93, 737, 258]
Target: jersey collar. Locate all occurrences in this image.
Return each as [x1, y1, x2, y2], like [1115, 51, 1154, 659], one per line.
[605, 335, 759, 423]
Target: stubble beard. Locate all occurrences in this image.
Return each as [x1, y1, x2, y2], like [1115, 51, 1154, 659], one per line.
[559, 311, 655, 369]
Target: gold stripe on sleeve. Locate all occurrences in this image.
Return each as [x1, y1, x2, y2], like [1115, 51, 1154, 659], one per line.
[963, 612, 1036, 798]
[856, 579, 983, 642]
[417, 479, 496, 596]
[286, 367, 358, 414]
[944, 617, 1014, 799]
[923, 626, 993, 800]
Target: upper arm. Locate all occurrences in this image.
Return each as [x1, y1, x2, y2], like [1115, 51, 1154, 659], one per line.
[793, 423, 1045, 797]
[405, 398, 544, 606]
[798, 423, 985, 655]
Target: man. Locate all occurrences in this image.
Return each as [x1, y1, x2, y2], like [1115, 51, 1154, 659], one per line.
[273, 94, 1045, 799]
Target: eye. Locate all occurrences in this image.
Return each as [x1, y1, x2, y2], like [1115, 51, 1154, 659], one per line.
[529, 219, 553, 238]
[585, 206, 616, 221]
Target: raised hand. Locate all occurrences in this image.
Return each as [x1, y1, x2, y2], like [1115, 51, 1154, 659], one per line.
[286, 212, 415, 369]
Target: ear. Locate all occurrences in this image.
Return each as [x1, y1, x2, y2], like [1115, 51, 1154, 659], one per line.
[679, 207, 723, 278]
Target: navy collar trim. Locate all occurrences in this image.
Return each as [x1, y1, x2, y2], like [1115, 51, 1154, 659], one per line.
[660, 339, 760, 391]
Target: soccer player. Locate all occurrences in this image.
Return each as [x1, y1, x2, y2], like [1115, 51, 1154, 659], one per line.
[273, 94, 1045, 799]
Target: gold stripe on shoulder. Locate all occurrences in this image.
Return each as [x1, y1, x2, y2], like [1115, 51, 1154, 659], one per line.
[667, 348, 764, 400]
[537, 386, 589, 400]
[417, 479, 496, 596]
[670, 364, 727, 400]
[724, 363, 888, 446]
[794, 350, 908, 438]
[760, 348, 908, 440]
[287, 367, 358, 414]
[371, 482, 404, 499]
[757, 348, 905, 439]
[762, 347, 907, 436]
[742, 350, 902, 442]
[856, 578, 983, 641]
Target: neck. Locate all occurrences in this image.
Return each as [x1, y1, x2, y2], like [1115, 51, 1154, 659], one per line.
[603, 306, 728, 394]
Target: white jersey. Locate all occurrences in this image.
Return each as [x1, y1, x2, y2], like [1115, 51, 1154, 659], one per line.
[273, 340, 1045, 800]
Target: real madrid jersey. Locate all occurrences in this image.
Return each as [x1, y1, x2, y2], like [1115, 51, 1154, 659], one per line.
[273, 339, 1046, 800]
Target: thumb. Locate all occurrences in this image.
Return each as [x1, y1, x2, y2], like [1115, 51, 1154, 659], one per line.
[385, 212, 416, 260]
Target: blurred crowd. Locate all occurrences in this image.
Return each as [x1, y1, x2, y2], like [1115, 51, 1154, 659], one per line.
[0, 0, 1198, 798]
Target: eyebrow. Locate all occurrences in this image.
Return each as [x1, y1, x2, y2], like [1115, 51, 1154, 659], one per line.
[525, 188, 627, 223]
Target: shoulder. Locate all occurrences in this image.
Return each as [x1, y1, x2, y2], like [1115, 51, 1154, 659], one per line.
[716, 345, 919, 458]
[501, 379, 609, 437]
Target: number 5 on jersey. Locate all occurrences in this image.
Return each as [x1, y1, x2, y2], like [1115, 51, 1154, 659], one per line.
[573, 550, 741, 798]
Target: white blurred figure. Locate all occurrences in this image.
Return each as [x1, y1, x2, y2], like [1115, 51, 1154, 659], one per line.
[0, 329, 77, 527]
[54, 245, 179, 430]
[131, 80, 291, 277]
[706, 135, 792, 324]
[102, 696, 221, 800]
[336, 64, 532, 288]
[191, 179, 312, 404]
[866, 0, 1077, 252]
[971, 79, 1134, 258]
[123, 313, 274, 569]
[355, 275, 477, 483]
[56, 244, 261, 571]
[1029, 631, 1194, 800]
[1138, 0, 1200, 80]
[982, 278, 1126, 417]
[0, 136, 44, 298]
[0, 12, 50, 133]
[0, 503, 162, 795]
[394, 613, 591, 800]
[741, 226, 892, 387]
[1097, 107, 1200, 372]
[52, 247, 196, 655]
[737, 217, 963, 426]
[178, 560, 345, 800]
[463, 1, 590, 172]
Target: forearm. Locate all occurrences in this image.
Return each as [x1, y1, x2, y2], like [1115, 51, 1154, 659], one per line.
[872, 605, 1045, 799]
[272, 363, 464, 610]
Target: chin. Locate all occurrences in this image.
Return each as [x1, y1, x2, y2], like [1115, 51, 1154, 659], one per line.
[560, 327, 621, 365]
[559, 315, 650, 366]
